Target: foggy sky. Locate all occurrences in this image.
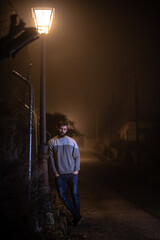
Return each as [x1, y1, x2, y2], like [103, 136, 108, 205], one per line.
[13, 0, 160, 137]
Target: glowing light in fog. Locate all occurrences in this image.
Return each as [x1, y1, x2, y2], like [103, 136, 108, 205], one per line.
[32, 8, 55, 34]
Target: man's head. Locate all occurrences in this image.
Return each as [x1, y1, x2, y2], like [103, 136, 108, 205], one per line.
[57, 120, 68, 138]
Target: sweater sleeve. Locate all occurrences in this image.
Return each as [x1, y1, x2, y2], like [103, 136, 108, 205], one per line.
[73, 141, 80, 171]
[48, 140, 58, 175]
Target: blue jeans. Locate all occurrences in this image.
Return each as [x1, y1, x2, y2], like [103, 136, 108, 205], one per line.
[56, 173, 80, 218]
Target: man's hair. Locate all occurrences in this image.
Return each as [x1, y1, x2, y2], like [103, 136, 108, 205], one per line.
[57, 120, 68, 128]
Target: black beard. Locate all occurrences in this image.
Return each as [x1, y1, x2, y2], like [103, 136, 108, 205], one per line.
[58, 133, 66, 138]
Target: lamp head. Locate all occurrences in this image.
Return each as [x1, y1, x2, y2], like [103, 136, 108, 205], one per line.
[32, 8, 55, 34]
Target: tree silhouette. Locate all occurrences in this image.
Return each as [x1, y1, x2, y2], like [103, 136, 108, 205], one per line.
[46, 112, 81, 139]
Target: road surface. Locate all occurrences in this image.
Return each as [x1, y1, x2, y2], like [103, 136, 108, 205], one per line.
[69, 149, 160, 240]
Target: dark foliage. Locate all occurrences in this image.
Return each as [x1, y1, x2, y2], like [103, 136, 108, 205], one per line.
[0, 101, 41, 240]
[46, 112, 82, 139]
[0, 56, 38, 240]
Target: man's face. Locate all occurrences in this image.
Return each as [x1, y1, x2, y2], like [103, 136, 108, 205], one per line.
[57, 125, 68, 137]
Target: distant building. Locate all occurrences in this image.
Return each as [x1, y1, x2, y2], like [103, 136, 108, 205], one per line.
[119, 121, 153, 142]
[118, 121, 160, 166]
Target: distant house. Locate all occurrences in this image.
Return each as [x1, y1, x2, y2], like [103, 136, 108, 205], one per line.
[118, 121, 160, 166]
[119, 121, 153, 142]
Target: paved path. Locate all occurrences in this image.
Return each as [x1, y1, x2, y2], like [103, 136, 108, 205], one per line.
[70, 149, 160, 240]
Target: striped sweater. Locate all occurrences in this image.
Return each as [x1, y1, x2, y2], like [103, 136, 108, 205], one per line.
[48, 135, 80, 175]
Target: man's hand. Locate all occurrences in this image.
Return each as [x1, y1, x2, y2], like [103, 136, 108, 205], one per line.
[55, 173, 60, 177]
[73, 171, 78, 175]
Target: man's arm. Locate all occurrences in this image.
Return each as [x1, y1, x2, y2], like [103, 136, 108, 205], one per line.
[72, 141, 80, 173]
[48, 140, 59, 176]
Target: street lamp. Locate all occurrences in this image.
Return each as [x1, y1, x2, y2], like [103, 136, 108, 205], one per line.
[32, 8, 55, 145]
[32, 7, 55, 227]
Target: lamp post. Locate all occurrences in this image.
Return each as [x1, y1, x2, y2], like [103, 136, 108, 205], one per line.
[32, 7, 55, 227]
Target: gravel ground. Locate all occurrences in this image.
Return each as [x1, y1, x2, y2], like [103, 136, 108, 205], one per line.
[69, 149, 160, 240]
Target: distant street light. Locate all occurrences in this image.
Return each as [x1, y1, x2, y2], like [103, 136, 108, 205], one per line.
[32, 7, 55, 227]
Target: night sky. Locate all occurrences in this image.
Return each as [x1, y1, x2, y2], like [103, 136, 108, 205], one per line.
[13, 0, 160, 137]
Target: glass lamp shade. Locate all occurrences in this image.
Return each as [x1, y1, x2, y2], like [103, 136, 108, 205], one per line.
[32, 8, 55, 34]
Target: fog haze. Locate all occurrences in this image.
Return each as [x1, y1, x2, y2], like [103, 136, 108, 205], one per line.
[13, 0, 160, 136]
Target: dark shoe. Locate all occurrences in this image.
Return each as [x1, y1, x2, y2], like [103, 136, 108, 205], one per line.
[70, 215, 82, 227]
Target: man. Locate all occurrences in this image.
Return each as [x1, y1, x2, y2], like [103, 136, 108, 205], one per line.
[48, 120, 82, 226]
